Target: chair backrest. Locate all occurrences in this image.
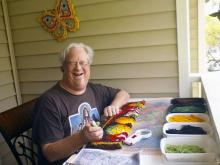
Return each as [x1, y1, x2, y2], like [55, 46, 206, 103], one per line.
[0, 98, 38, 165]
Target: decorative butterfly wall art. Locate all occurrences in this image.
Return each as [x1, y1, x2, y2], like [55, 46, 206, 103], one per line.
[39, 0, 80, 41]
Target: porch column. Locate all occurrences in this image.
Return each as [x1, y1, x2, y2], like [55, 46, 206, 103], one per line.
[176, 0, 191, 97]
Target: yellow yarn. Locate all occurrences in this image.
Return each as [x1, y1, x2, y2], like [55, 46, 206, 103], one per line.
[106, 124, 131, 135]
[168, 115, 205, 122]
[115, 117, 135, 125]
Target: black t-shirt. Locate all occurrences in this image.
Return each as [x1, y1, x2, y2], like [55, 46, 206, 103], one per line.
[32, 82, 119, 165]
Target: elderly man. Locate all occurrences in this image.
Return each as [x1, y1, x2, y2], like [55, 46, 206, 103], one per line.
[32, 43, 130, 165]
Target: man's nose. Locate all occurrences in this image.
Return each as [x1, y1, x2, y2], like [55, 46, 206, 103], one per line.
[74, 62, 82, 69]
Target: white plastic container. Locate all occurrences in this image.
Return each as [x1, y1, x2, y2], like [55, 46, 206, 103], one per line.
[160, 136, 217, 162]
[163, 122, 213, 137]
[166, 113, 210, 123]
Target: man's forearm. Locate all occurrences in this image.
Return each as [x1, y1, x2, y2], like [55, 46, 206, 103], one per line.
[42, 131, 87, 162]
[111, 89, 130, 107]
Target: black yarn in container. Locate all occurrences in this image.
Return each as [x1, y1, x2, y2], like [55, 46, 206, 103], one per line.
[166, 125, 207, 134]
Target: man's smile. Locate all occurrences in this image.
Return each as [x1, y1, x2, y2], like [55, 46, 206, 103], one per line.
[73, 72, 84, 79]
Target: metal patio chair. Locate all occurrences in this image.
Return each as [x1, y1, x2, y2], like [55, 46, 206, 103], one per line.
[0, 98, 38, 165]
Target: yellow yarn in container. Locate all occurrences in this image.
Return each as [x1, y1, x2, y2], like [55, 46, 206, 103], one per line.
[168, 115, 205, 122]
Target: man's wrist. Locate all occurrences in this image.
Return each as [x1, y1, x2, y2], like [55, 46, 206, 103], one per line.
[110, 104, 120, 109]
[79, 130, 89, 144]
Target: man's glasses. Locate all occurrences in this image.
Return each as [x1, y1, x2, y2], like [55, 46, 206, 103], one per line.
[65, 61, 89, 68]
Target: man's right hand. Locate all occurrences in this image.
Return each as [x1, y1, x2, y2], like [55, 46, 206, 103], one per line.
[81, 123, 103, 143]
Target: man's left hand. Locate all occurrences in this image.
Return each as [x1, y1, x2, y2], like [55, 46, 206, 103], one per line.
[103, 105, 120, 117]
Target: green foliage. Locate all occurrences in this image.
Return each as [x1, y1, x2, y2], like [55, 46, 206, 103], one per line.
[205, 16, 220, 46]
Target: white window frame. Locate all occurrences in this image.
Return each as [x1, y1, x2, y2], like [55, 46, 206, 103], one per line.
[176, 0, 205, 97]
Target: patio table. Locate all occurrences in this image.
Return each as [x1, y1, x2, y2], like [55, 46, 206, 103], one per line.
[64, 98, 219, 165]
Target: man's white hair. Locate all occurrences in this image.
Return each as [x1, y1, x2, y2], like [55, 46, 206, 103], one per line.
[60, 43, 94, 66]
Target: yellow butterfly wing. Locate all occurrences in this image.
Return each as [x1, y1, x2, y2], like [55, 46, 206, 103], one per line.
[39, 10, 58, 32]
[56, 0, 80, 31]
[61, 16, 79, 32]
[56, 0, 73, 17]
[52, 20, 68, 41]
[39, 9, 67, 41]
